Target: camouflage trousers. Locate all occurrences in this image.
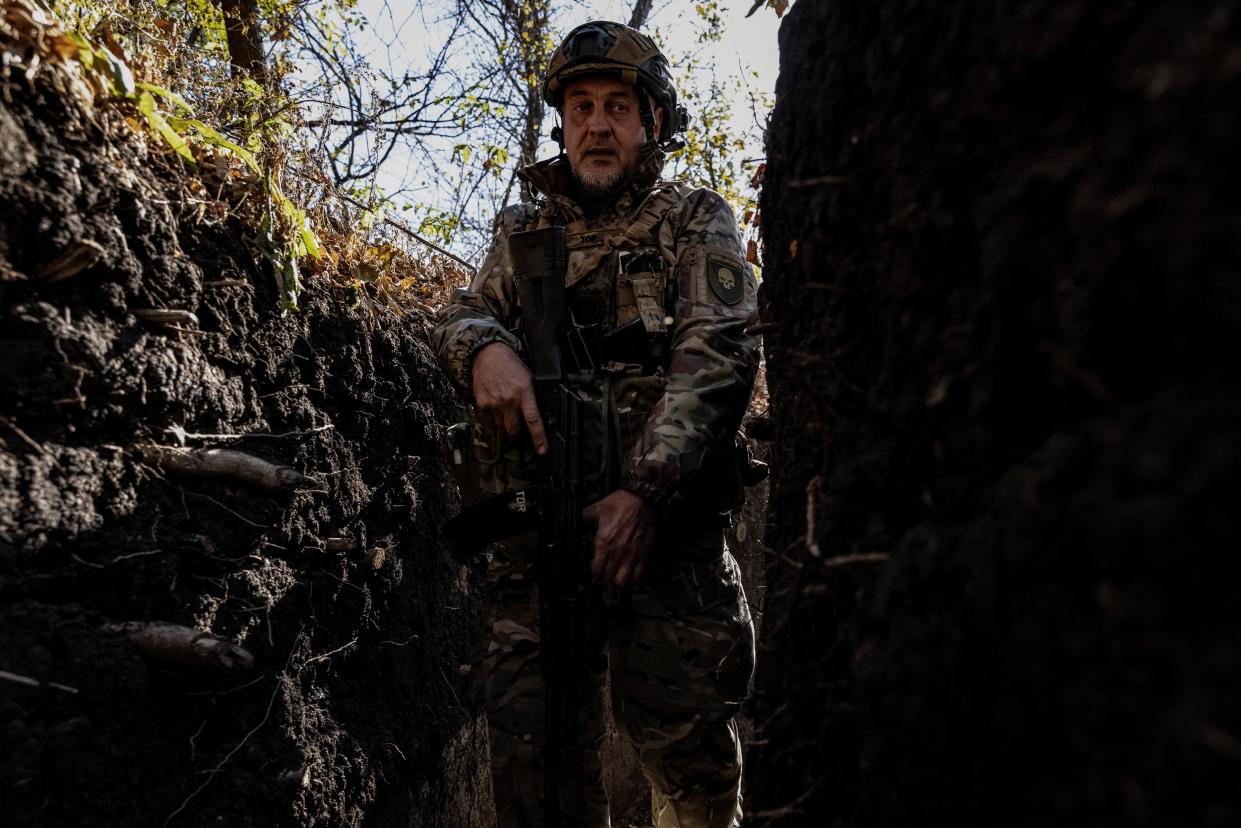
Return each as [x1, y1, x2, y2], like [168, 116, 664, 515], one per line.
[474, 521, 755, 828]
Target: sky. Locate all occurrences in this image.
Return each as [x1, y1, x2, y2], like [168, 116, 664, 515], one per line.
[344, 0, 786, 259]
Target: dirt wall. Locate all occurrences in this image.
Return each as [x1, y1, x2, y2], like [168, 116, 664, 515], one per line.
[750, 1, 1241, 825]
[0, 29, 489, 828]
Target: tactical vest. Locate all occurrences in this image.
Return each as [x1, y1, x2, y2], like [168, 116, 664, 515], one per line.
[531, 182, 684, 346]
[468, 182, 688, 501]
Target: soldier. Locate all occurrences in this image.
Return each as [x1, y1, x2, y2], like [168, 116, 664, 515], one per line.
[433, 20, 759, 828]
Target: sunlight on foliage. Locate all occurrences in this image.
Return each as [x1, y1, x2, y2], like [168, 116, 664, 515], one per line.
[29, 0, 776, 295]
[658, 0, 772, 258]
[16, 1, 348, 312]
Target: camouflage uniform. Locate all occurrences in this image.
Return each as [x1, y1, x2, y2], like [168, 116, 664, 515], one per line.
[433, 155, 759, 828]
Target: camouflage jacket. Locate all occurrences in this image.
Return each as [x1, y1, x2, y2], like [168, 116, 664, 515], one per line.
[432, 156, 759, 510]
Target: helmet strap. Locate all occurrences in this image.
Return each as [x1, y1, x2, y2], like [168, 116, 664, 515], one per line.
[638, 92, 661, 156]
[551, 115, 566, 156]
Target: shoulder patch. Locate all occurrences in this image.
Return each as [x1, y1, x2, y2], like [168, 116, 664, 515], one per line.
[706, 254, 745, 305]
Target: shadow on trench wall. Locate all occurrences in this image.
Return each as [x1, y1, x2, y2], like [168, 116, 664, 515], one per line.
[749, 1, 1241, 826]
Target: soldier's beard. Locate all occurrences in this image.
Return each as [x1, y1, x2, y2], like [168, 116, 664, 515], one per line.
[573, 164, 627, 198]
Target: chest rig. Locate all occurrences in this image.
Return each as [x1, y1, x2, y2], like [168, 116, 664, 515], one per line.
[530, 183, 684, 371]
[457, 183, 688, 501]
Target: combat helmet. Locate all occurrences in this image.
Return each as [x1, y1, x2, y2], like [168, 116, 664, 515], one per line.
[543, 20, 688, 152]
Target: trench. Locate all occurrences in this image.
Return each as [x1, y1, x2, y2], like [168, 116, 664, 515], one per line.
[4, 2, 1241, 827]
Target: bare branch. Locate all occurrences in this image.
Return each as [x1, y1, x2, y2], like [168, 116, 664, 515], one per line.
[629, 0, 655, 29]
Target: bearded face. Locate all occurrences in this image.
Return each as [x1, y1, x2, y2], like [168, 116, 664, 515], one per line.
[562, 77, 662, 198]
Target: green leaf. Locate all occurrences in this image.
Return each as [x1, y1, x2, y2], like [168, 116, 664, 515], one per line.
[65, 32, 93, 69]
[93, 45, 136, 96]
[138, 92, 195, 164]
[136, 82, 194, 114]
[299, 221, 322, 259]
[264, 116, 294, 138]
[169, 117, 260, 173]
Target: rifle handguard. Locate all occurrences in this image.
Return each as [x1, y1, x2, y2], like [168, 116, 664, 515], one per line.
[509, 227, 568, 383]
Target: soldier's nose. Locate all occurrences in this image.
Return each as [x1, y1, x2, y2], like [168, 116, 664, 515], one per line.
[585, 112, 611, 134]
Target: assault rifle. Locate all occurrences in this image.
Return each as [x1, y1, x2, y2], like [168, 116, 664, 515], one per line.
[442, 226, 602, 827]
[514, 225, 589, 828]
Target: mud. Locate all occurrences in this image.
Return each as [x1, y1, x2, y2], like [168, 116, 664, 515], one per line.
[0, 32, 490, 828]
[750, 1, 1241, 826]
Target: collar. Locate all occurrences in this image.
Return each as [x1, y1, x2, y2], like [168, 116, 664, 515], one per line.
[517, 153, 666, 220]
[517, 156, 576, 201]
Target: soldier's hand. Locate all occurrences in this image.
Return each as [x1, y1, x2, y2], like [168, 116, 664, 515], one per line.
[471, 342, 548, 455]
[583, 490, 655, 588]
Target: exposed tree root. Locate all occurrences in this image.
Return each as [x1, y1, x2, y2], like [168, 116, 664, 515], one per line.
[131, 308, 200, 327]
[36, 238, 105, 282]
[115, 621, 255, 674]
[167, 423, 333, 445]
[0, 668, 79, 694]
[821, 552, 889, 570]
[139, 445, 306, 491]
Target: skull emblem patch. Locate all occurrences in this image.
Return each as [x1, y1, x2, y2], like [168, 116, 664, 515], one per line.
[707, 254, 745, 305]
